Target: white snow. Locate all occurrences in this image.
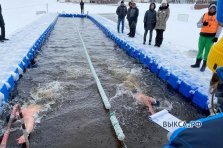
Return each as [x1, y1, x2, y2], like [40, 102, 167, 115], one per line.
[1, 0, 222, 101]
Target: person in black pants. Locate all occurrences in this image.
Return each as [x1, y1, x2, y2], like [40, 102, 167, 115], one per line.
[126, 2, 132, 35]
[143, 3, 156, 45]
[154, 0, 170, 47]
[80, 0, 84, 14]
[129, 3, 139, 38]
[0, 4, 7, 41]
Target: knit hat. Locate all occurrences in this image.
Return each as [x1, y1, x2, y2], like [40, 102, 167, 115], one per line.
[121, 1, 124, 3]
[162, 0, 168, 4]
[209, 1, 217, 10]
[207, 37, 223, 73]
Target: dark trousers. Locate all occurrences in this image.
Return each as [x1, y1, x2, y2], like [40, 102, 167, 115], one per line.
[127, 20, 131, 33]
[155, 29, 164, 46]
[0, 24, 5, 40]
[81, 8, 84, 14]
[144, 29, 153, 43]
[129, 21, 136, 37]
[130, 27, 136, 37]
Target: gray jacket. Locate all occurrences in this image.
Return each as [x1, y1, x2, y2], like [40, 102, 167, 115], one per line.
[144, 10, 156, 30]
[155, 7, 170, 30]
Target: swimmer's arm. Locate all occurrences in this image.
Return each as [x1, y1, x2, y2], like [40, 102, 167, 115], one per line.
[17, 117, 34, 144]
[144, 101, 155, 115]
[24, 117, 35, 134]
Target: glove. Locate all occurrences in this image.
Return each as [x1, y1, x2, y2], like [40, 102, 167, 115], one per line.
[203, 21, 209, 26]
[212, 37, 218, 43]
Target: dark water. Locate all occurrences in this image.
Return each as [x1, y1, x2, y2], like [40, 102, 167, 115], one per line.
[1, 17, 205, 148]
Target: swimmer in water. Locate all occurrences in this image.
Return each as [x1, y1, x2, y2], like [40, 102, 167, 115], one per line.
[16, 104, 42, 144]
[134, 93, 160, 115]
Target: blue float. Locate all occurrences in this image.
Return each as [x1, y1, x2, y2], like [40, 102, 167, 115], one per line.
[158, 67, 169, 81]
[139, 53, 146, 65]
[150, 60, 159, 74]
[22, 57, 28, 68]
[167, 74, 181, 90]
[144, 56, 152, 69]
[192, 91, 209, 110]
[179, 81, 197, 99]
[133, 50, 141, 60]
[18, 62, 25, 71]
[129, 48, 135, 57]
[0, 84, 9, 103]
[7, 75, 15, 92]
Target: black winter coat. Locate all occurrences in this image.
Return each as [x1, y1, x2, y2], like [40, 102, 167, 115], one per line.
[144, 10, 156, 30]
[80, 2, 84, 9]
[127, 7, 131, 21]
[129, 7, 139, 23]
[116, 5, 127, 19]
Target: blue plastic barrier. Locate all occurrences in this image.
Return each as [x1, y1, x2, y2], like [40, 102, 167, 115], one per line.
[158, 67, 169, 81]
[179, 81, 197, 100]
[18, 62, 25, 71]
[167, 74, 181, 90]
[134, 50, 141, 60]
[0, 84, 9, 103]
[145, 56, 152, 69]
[192, 91, 209, 110]
[140, 53, 146, 65]
[7, 75, 15, 92]
[22, 56, 30, 68]
[150, 60, 159, 74]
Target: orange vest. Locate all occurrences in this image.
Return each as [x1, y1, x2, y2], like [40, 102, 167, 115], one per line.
[201, 13, 219, 34]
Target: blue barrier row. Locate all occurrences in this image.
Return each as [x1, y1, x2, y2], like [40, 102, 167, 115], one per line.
[0, 16, 59, 110]
[85, 15, 209, 111]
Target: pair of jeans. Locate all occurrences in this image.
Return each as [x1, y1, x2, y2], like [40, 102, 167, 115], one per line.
[117, 18, 125, 33]
[144, 29, 153, 43]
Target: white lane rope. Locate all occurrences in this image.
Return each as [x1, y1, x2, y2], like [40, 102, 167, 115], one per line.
[75, 17, 126, 144]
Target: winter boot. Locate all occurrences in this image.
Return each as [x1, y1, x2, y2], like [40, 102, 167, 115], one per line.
[143, 41, 145, 45]
[149, 42, 151, 45]
[200, 60, 207, 72]
[191, 59, 202, 68]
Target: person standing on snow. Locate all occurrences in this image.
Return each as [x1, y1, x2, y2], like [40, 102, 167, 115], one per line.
[154, 0, 170, 47]
[129, 3, 139, 38]
[80, 0, 84, 14]
[0, 4, 7, 42]
[127, 2, 132, 35]
[116, 1, 127, 33]
[191, 1, 222, 72]
[143, 3, 156, 45]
